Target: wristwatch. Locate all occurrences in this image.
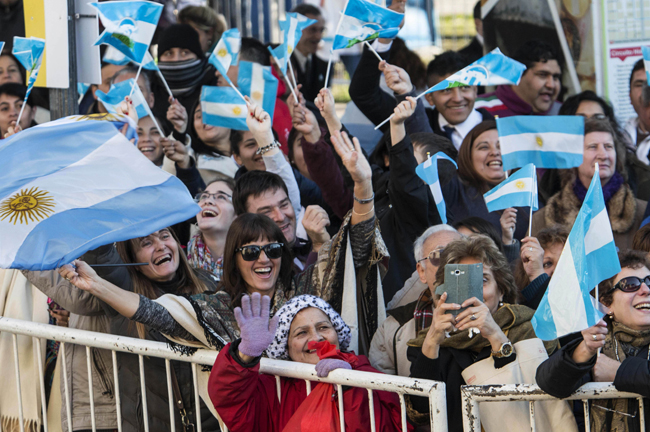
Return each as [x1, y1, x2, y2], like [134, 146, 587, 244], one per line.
[491, 341, 514, 358]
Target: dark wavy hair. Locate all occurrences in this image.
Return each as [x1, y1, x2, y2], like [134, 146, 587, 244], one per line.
[221, 213, 293, 308]
[457, 120, 498, 193]
[598, 250, 650, 307]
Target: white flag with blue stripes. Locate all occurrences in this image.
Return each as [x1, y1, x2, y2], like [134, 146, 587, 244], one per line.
[532, 171, 621, 340]
[483, 163, 538, 213]
[268, 42, 289, 75]
[422, 48, 525, 95]
[280, 13, 317, 55]
[497, 116, 584, 171]
[96, 78, 154, 120]
[238, 61, 278, 120]
[415, 152, 457, 224]
[0, 119, 200, 270]
[91, 1, 163, 63]
[200, 86, 249, 131]
[332, 0, 403, 50]
[12, 37, 45, 99]
[209, 28, 241, 86]
[103, 46, 159, 72]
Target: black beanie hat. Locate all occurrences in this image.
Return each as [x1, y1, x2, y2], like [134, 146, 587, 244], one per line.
[157, 24, 204, 60]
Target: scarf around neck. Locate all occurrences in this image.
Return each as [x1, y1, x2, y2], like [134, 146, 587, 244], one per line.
[573, 171, 624, 204]
[187, 233, 223, 281]
[158, 58, 212, 96]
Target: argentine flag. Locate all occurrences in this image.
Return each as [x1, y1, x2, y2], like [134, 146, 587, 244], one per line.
[415, 152, 457, 224]
[12, 37, 45, 99]
[91, 1, 163, 63]
[332, 0, 403, 50]
[423, 48, 525, 95]
[237, 61, 278, 121]
[280, 13, 317, 55]
[104, 47, 159, 72]
[532, 171, 621, 340]
[0, 43, 4, 57]
[269, 43, 290, 75]
[0, 119, 200, 270]
[200, 86, 249, 131]
[642, 46, 650, 83]
[96, 78, 154, 121]
[497, 116, 584, 171]
[209, 28, 241, 86]
[483, 163, 538, 213]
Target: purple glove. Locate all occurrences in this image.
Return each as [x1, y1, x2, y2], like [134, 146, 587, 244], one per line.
[315, 358, 352, 377]
[234, 293, 279, 358]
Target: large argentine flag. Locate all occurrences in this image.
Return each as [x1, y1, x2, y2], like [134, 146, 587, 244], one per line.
[484, 163, 538, 213]
[91, 1, 163, 63]
[0, 120, 200, 270]
[332, 0, 403, 50]
[12, 37, 46, 99]
[415, 152, 457, 224]
[422, 49, 525, 95]
[280, 13, 317, 55]
[200, 86, 249, 131]
[96, 78, 154, 120]
[532, 172, 621, 340]
[497, 116, 584, 171]
[209, 28, 241, 86]
[237, 61, 278, 121]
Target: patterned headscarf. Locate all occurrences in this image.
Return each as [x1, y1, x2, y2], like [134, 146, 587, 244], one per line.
[266, 295, 351, 360]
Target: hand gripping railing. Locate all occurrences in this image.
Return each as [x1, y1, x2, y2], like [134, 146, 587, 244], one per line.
[461, 382, 645, 432]
[0, 316, 448, 432]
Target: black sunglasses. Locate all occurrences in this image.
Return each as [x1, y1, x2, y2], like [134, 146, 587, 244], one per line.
[610, 275, 650, 294]
[236, 243, 284, 261]
[417, 248, 444, 267]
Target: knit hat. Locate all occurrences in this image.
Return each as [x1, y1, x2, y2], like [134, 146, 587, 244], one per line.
[267, 295, 351, 360]
[157, 24, 204, 61]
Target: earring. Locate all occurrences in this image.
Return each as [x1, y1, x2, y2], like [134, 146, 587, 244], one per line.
[498, 301, 504, 307]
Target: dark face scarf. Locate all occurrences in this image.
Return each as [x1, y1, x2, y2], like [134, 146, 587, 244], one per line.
[158, 58, 212, 97]
[573, 171, 624, 204]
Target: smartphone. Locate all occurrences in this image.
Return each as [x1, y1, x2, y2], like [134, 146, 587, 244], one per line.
[435, 263, 484, 317]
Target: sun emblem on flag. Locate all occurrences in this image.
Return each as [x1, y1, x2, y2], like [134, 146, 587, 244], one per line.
[535, 135, 543, 147]
[288, 46, 293, 55]
[232, 106, 242, 115]
[515, 180, 526, 190]
[218, 48, 228, 58]
[0, 187, 55, 225]
[252, 91, 263, 101]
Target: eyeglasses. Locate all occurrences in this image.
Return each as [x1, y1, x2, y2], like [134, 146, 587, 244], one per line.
[609, 275, 650, 294]
[417, 248, 444, 266]
[236, 243, 284, 261]
[194, 192, 232, 203]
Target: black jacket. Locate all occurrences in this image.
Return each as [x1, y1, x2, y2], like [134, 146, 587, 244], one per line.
[408, 343, 516, 432]
[536, 336, 650, 432]
[85, 246, 221, 432]
[458, 37, 484, 65]
[290, 53, 329, 102]
[425, 106, 494, 139]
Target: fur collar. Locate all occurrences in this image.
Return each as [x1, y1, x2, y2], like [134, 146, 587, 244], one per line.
[545, 174, 637, 234]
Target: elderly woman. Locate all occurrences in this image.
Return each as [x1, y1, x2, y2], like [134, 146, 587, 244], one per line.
[208, 293, 407, 432]
[537, 250, 650, 432]
[532, 117, 646, 251]
[406, 235, 557, 431]
[443, 120, 530, 241]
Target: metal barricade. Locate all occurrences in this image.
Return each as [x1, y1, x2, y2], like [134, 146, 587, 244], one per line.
[0, 316, 448, 432]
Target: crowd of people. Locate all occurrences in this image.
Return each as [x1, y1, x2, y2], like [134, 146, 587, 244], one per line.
[4, 0, 650, 431]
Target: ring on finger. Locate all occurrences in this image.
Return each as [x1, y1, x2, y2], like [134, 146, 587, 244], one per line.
[529, 247, 533, 252]
[592, 334, 598, 341]
[470, 314, 477, 321]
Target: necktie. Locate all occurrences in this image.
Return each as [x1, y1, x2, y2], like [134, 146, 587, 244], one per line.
[443, 125, 455, 142]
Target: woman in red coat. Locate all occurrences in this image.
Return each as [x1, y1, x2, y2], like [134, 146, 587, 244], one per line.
[208, 293, 410, 432]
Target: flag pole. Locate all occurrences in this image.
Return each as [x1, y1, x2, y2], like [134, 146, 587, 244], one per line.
[594, 161, 601, 356]
[287, 57, 299, 91]
[14, 96, 28, 132]
[364, 40, 383, 62]
[528, 164, 535, 237]
[324, 50, 333, 89]
[129, 61, 145, 100]
[374, 91, 428, 130]
[156, 68, 174, 100]
[227, 80, 248, 103]
[271, 54, 298, 103]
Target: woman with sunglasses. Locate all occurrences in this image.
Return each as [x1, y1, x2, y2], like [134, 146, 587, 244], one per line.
[537, 250, 650, 432]
[187, 178, 237, 281]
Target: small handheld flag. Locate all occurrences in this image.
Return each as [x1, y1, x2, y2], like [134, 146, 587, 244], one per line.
[12, 36, 46, 129]
[0, 42, 4, 55]
[531, 170, 621, 340]
[91, 1, 163, 63]
[268, 42, 289, 76]
[332, 0, 403, 50]
[415, 152, 458, 224]
[483, 163, 538, 213]
[280, 13, 318, 55]
[96, 78, 163, 135]
[237, 61, 278, 121]
[209, 28, 241, 86]
[0, 119, 200, 270]
[200, 86, 249, 131]
[497, 116, 584, 171]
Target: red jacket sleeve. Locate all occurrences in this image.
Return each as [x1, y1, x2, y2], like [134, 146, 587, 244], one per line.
[207, 342, 280, 432]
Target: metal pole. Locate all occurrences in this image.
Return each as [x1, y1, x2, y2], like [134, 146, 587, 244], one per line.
[50, 0, 79, 120]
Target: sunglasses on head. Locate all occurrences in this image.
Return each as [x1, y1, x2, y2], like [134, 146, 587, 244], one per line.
[610, 275, 650, 294]
[417, 248, 444, 267]
[236, 243, 284, 261]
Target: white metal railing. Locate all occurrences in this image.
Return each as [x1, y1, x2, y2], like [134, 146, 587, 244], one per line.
[0, 316, 448, 432]
[461, 382, 646, 432]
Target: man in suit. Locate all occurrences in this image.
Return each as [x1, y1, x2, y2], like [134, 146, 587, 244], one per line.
[458, 1, 484, 65]
[289, 3, 328, 102]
